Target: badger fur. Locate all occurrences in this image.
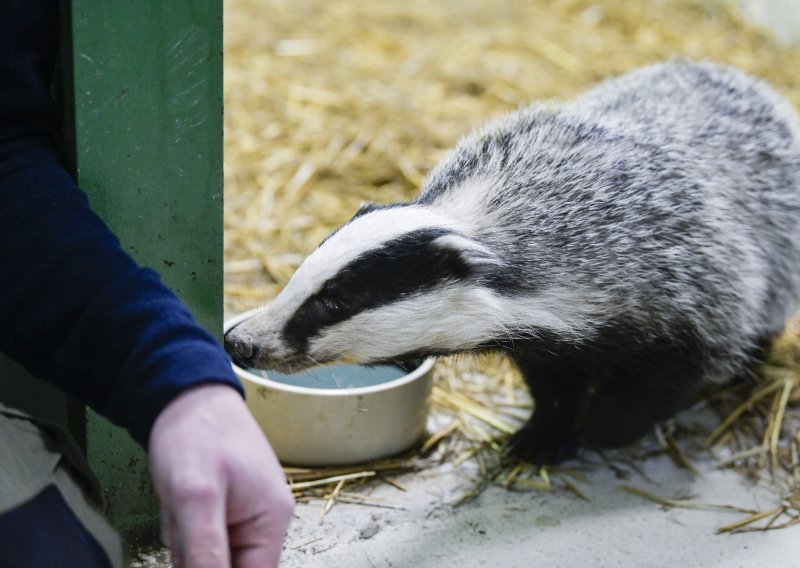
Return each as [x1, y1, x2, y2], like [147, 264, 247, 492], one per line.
[226, 60, 800, 464]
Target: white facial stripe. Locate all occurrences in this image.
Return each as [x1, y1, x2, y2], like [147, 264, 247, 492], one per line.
[309, 288, 497, 360]
[263, 205, 471, 323]
[308, 284, 609, 362]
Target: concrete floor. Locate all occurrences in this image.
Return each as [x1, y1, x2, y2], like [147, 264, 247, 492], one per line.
[131, 404, 800, 568]
[260, 392, 800, 568]
[279, 445, 798, 568]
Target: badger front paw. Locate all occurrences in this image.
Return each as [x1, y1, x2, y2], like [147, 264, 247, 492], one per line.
[504, 422, 579, 466]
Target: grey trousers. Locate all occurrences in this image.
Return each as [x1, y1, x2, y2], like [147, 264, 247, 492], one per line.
[0, 401, 125, 567]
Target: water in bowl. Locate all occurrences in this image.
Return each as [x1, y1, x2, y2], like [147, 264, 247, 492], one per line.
[246, 363, 410, 390]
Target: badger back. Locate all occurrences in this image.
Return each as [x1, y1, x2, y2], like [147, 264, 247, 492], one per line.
[413, 60, 800, 379]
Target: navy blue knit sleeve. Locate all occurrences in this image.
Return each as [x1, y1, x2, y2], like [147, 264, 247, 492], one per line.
[0, 1, 242, 447]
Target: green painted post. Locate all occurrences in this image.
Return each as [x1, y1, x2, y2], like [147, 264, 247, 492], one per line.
[59, 0, 225, 544]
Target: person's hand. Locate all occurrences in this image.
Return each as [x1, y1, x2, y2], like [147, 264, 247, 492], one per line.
[148, 383, 294, 567]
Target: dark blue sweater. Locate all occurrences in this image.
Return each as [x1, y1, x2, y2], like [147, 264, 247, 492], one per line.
[0, 2, 242, 446]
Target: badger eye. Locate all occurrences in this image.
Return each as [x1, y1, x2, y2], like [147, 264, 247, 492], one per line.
[320, 297, 344, 314]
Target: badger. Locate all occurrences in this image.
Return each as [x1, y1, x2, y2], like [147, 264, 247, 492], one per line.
[226, 60, 800, 465]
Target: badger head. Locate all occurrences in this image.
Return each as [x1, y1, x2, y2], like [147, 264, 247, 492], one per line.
[224, 203, 506, 373]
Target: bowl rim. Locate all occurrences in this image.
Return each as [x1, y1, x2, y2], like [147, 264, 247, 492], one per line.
[225, 308, 436, 397]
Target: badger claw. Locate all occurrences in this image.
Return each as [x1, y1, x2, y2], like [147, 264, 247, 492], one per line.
[504, 423, 579, 466]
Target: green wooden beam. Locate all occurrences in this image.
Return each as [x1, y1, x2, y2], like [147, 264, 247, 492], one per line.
[59, 0, 224, 545]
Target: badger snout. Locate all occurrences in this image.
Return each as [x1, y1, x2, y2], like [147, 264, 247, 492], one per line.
[224, 314, 319, 373]
[224, 326, 261, 368]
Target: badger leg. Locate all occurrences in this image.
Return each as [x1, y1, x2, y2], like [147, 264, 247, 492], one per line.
[575, 346, 705, 448]
[505, 352, 588, 465]
[505, 333, 708, 464]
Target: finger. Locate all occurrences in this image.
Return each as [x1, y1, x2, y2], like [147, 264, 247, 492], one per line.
[229, 517, 283, 568]
[228, 491, 294, 568]
[159, 506, 174, 548]
[232, 545, 281, 568]
[170, 484, 230, 568]
[160, 511, 174, 562]
[160, 508, 183, 568]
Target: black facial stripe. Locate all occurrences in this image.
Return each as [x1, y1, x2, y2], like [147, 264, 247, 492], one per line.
[284, 228, 474, 352]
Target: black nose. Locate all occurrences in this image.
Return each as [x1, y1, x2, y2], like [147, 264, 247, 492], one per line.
[224, 330, 256, 365]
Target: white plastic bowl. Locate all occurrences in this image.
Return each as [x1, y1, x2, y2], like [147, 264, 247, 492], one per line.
[225, 309, 435, 466]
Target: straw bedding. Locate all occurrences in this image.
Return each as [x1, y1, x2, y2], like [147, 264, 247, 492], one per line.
[224, 0, 800, 531]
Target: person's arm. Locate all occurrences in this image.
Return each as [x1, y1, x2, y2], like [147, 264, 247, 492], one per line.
[0, 1, 237, 447]
[0, 3, 293, 565]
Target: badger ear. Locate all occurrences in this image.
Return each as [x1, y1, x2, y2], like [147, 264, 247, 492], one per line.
[353, 202, 381, 219]
[431, 234, 501, 275]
